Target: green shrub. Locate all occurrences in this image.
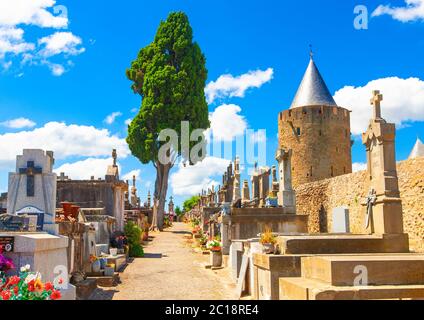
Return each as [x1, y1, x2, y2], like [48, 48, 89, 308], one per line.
[124, 221, 145, 258]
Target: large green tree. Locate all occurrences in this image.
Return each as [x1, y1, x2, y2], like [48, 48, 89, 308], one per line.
[126, 12, 210, 230]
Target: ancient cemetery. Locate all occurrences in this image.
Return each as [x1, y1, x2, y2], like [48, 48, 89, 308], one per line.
[1, 6, 424, 306]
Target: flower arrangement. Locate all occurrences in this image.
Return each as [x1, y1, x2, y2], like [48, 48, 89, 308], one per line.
[207, 239, 222, 252]
[0, 264, 62, 300]
[89, 254, 98, 263]
[192, 225, 201, 235]
[260, 228, 277, 245]
[0, 246, 14, 273]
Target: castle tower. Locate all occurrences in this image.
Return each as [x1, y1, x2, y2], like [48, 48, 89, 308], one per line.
[278, 57, 352, 188]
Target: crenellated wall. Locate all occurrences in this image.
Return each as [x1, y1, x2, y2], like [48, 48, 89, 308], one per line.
[295, 157, 424, 252]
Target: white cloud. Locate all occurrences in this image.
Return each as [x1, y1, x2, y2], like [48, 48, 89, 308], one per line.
[0, 121, 129, 170]
[125, 118, 132, 126]
[0, 1, 84, 75]
[207, 104, 247, 141]
[0, 27, 34, 58]
[122, 169, 141, 182]
[334, 77, 424, 135]
[205, 68, 274, 104]
[373, 0, 424, 22]
[0, 0, 68, 28]
[38, 32, 85, 57]
[104, 112, 123, 125]
[47, 62, 65, 76]
[352, 162, 367, 172]
[1, 117, 36, 129]
[170, 156, 231, 197]
[54, 158, 118, 180]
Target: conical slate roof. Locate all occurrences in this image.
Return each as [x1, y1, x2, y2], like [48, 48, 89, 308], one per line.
[409, 138, 424, 159]
[290, 58, 337, 109]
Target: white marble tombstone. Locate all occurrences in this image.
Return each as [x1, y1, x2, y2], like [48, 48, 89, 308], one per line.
[7, 149, 58, 235]
[332, 207, 350, 233]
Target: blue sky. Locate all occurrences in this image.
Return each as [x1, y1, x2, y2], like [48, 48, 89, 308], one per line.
[0, 0, 423, 207]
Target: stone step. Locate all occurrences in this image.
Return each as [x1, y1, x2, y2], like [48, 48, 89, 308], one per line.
[302, 255, 424, 286]
[277, 233, 409, 255]
[279, 277, 424, 300]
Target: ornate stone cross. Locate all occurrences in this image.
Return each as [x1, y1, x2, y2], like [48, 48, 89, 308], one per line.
[19, 161, 42, 197]
[370, 90, 383, 120]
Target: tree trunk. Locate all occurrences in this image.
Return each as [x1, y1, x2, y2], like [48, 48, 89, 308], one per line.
[153, 161, 171, 231]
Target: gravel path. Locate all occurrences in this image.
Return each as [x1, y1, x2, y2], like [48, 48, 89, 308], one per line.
[90, 222, 237, 300]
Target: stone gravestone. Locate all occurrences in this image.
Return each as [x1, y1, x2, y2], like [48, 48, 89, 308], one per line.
[7, 149, 58, 235]
[332, 207, 350, 233]
[275, 148, 296, 213]
[362, 90, 404, 235]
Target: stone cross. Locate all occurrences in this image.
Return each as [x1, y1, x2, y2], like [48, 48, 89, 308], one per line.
[242, 180, 250, 202]
[58, 172, 68, 181]
[19, 161, 42, 197]
[112, 149, 117, 167]
[370, 90, 383, 120]
[362, 90, 404, 235]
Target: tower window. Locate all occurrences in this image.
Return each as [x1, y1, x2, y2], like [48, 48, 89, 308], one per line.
[296, 127, 301, 136]
[310, 166, 313, 177]
[319, 130, 322, 136]
[331, 166, 334, 177]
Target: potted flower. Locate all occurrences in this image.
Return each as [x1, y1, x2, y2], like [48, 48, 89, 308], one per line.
[207, 239, 223, 267]
[265, 191, 278, 208]
[0, 264, 62, 300]
[260, 229, 277, 254]
[89, 254, 101, 273]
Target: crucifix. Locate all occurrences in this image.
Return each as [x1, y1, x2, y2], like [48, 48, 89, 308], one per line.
[112, 149, 117, 167]
[370, 90, 383, 120]
[19, 161, 42, 197]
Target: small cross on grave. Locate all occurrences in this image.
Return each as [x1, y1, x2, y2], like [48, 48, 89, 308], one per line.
[370, 90, 383, 120]
[19, 161, 42, 197]
[58, 172, 68, 181]
[112, 149, 117, 167]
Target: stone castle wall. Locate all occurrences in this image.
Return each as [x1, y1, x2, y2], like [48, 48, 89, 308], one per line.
[278, 105, 352, 188]
[295, 157, 424, 252]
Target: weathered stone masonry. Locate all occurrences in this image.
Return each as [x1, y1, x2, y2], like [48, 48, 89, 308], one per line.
[295, 157, 424, 252]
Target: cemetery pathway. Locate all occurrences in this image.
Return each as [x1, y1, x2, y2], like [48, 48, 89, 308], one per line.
[90, 222, 237, 300]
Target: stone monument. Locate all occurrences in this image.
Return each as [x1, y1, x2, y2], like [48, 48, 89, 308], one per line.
[7, 149, 58, 235]
[275, 148, 296, 213]
[362, 90, 404, 235]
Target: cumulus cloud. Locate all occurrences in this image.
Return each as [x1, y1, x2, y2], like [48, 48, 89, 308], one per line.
[54, 157, 118, 180]
[0, 122, 129, 170]
[38, 32, 84, 57]
[0, 27, 34, 58]
[0, 1, 84, 75]
[1, 117, 36, 129]
[104, 112, 123, 125]
[373, 0, 424, 22]
[122, 169, 141, 182]
[352, 162, 367, 172]
[207, 104, 247, 141]
[170, 156, 231, 197]
[205, 68, 274, 104]
[0, 0, 68, 28]
[334, 77, 424, 135]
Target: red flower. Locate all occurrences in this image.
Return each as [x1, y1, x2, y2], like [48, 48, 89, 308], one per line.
[50, 290, 61, 300]
[27, 280, 35, 292]
[8, 276, 20, 286]
[45, 282, 54, 291]
[1, 290, 11, 300]
[13, 286, 19, 295]
[58, 278, 64, 285]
